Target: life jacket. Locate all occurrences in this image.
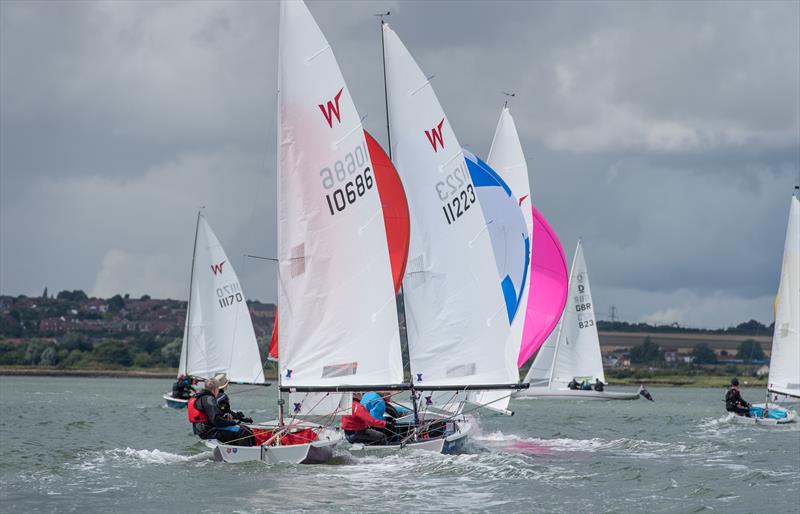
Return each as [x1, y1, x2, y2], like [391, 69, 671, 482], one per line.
[187, 396, 209, 423]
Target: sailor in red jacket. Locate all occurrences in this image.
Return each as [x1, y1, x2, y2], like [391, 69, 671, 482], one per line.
[341, 392, 387, 445]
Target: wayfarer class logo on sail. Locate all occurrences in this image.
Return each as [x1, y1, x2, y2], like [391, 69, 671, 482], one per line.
[318, 87, 344, 128]
[210, 261, 226, 275]
[425, 118, 445, 152]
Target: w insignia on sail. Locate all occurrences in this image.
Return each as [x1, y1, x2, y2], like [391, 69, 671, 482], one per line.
[319, 87, 344, 128]
[210, 261, 226, 275]
[424, 118, 445, 152]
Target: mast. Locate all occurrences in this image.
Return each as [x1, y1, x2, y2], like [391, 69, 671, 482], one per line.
[182, 210, 202, 376]
[378, 12, 419, 427]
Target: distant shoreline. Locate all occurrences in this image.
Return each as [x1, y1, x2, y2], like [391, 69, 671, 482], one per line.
[0, 367, 176, 379]
[0, 367, 765, 388]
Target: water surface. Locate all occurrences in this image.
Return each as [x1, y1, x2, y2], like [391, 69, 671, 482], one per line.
[1, 377, 798, 513]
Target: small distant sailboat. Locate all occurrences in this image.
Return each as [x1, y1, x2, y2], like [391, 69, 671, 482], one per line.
[739, 191, 799, 425]
[518, 240, 639, 400]
[162, 213, 266, 409]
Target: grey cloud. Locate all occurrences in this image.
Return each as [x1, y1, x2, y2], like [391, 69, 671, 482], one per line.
[1, 0, 798, 328]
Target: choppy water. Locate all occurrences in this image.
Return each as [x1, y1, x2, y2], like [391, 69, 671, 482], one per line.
[1, 377, 798, 513]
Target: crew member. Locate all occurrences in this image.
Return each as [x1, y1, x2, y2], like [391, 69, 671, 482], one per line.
[341, 393, 387, 445]
[567, 379, 580, 390]
[725, 377, 750, 417]
[188, 377, 255, 446]
[172, 374, 195, 400]
[593, 379, 605, 392]
[215, 374, 254, 424]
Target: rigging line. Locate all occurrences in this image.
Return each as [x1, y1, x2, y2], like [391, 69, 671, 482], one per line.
[399, 389, 516, 446]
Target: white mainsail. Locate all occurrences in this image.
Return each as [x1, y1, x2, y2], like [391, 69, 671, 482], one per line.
[470, 106, 534, 410]
[552, 240, 605, 386]
[767, 194, 800, 398]
[179, 214, 265, 384]
[383, 23, 516, 389]
[277, 1, 403, 391]
[525, 240, 605, 389]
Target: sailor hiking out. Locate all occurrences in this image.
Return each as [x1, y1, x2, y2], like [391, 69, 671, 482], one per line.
[189, 377, 255, 446]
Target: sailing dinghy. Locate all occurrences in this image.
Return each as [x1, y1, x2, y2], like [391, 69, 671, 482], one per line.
[214, 0, 408, 463]
[765, 192, 800, 405]
[517, 240, 639, 400]
[734, 191, 800, 424]
[163, 213, 267, 409]
[466, 105, 572, 414]
[357, 21, 528, 453]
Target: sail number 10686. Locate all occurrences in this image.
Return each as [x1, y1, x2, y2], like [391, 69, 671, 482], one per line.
[325, 168, 374, 216]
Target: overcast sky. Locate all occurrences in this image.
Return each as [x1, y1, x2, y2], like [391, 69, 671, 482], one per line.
[1, 0, 798, 329]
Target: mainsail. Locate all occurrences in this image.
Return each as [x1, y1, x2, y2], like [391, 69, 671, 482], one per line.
[767, 194, 800, 398]
[277, 0, 403, 391]
[383, 23, 517, 390]
[526, 240, 605, 388]
[178, 214, 265, 384]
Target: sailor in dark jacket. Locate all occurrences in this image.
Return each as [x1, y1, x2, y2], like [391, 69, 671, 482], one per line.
[172, 374, 195, 399]
[188, 377, 255, 446]
[725, 377, 751, 417]
[218, 388, 253, 424]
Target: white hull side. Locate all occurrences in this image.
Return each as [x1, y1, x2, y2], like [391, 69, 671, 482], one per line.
[347, 418, 471, 455]
[729, 405, 798, 426]
[205, 424, 342, 464]
[729, 410, 796, 426]
[514, 389, 640, 401]
[162, 393, 188, 409]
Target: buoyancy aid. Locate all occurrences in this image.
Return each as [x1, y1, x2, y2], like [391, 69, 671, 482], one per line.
[188, 396, 209, 423]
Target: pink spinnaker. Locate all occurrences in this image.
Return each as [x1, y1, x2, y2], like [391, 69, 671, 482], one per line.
[518, 206, 569, 367]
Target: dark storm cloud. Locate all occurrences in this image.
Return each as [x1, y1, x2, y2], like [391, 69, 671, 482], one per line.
[1, 0, 798, 328]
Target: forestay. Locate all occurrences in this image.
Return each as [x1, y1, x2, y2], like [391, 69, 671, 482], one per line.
[277, 1, 403, 390]
[551, 241, 605, 387]
[383, 23, 516, 389]
[179, 215, 265, 384]
[768, 195, 800, 398]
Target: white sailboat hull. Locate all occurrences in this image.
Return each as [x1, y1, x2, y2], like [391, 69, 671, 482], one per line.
[205, 422, 342, 464]
[346, 425, 470, 455]
[514, 388, 640, 401]
[162, 393, 188, 409]
[729, 406, 797, 426]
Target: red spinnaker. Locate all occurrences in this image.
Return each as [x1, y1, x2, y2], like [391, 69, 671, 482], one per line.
[365, 130, 410, 293]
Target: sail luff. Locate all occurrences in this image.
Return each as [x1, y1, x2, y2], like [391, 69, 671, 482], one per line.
[178, 211, 202, 378]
